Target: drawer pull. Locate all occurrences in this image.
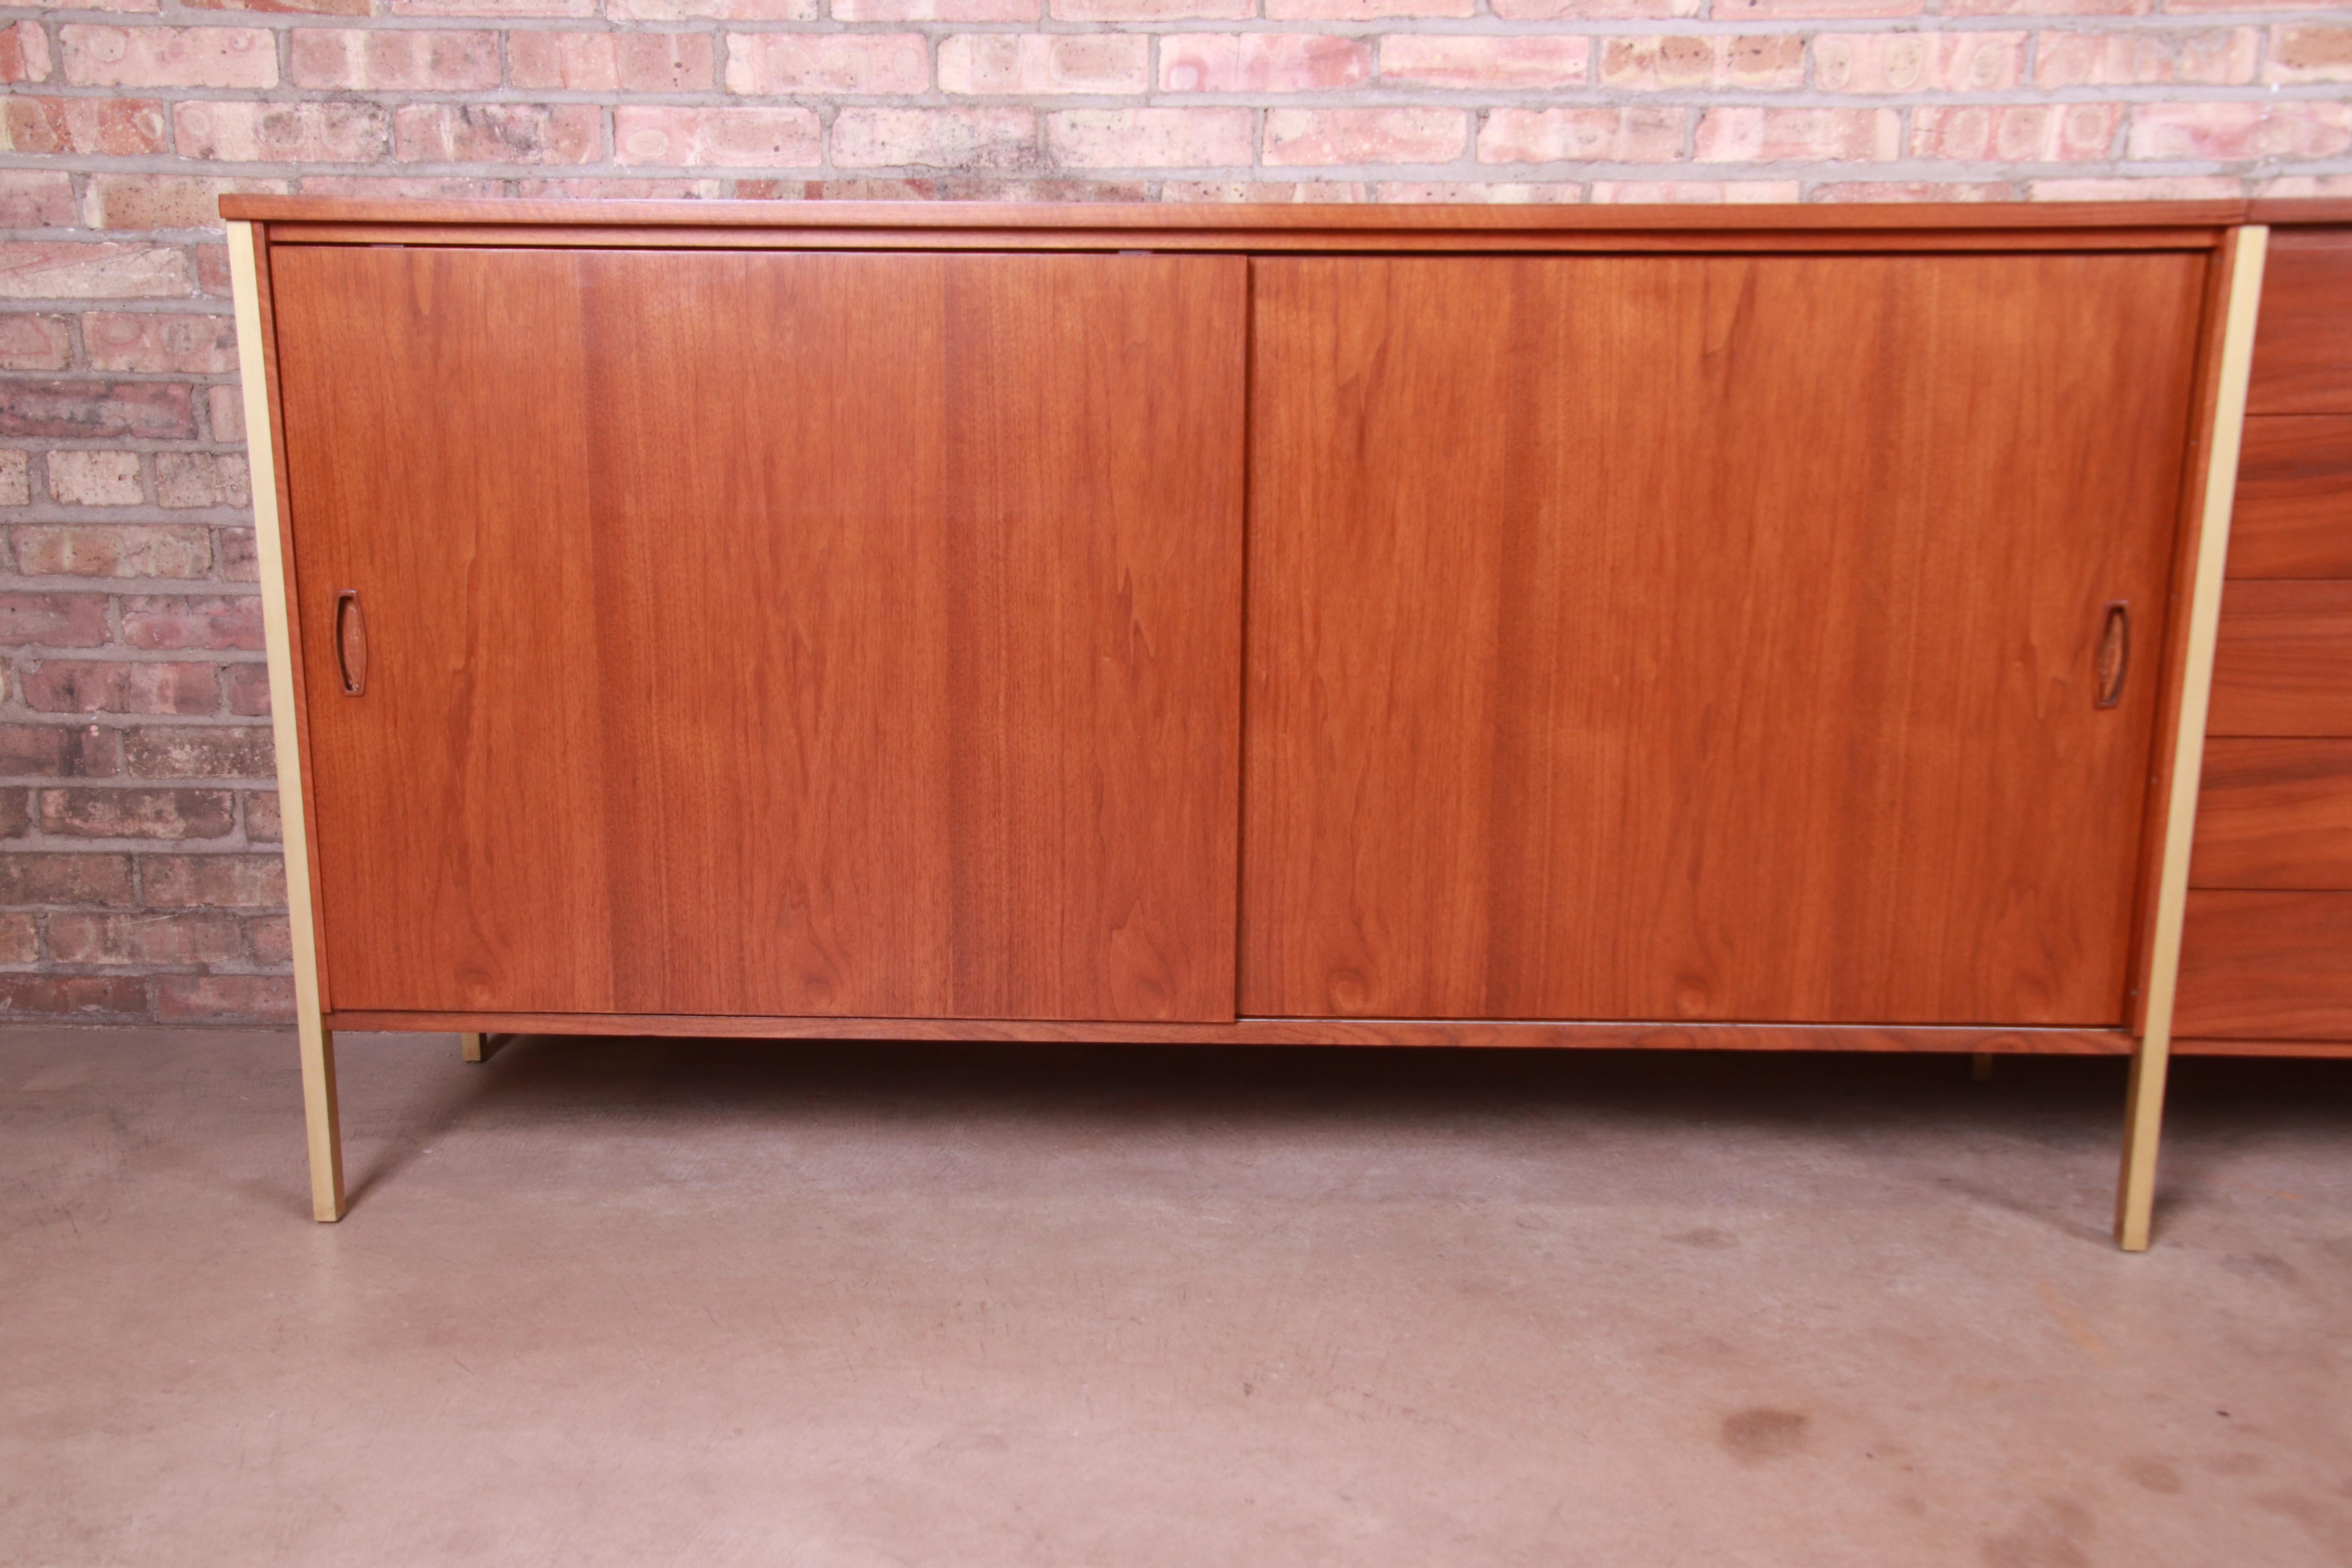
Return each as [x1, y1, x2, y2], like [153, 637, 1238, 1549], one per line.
[2094, 600, 2129, 710]
[334, 589, 367, 697]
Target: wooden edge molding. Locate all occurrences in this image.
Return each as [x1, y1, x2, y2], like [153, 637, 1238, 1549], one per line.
[2247, 198, 2352, 226]
[229, 220, 343, 1223]
[322, 1012, 2132, 1054]
[2116, 225, 2270, 1254]
[220, 195, 2252, 232]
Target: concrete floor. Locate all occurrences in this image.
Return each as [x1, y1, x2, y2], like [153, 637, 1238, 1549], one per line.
[1, 1032, 2347, 1567]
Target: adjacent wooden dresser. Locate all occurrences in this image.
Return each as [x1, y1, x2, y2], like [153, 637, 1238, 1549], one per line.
[220, 198, 2311, 1244]
[2179, 203, 2352, 1057]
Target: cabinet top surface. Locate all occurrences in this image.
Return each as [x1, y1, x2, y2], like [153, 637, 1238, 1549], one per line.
[223, 194, 2295, 236]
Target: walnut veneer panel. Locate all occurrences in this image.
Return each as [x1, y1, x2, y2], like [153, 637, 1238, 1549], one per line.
[2229, 417, 2352, 579]
[273, 245, 1246, 1020]
[1243, 250, 2201, 1025]
[2175, 890, 2352, 1039]
[2208, 581, 2352, 737]
[2246, 230, 2352, 415]
[2192, 739, 2352, 889]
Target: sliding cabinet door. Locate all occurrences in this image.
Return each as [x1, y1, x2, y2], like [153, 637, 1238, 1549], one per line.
[272, 247, 1245, 1020]
[1243, 251, 2206, 1024]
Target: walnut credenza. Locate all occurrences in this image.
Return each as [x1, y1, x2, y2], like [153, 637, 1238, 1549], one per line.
[222, 197, 2332, 1245]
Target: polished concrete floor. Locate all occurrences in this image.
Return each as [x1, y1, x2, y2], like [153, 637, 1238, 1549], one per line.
[2, 1029, 2348, 1566]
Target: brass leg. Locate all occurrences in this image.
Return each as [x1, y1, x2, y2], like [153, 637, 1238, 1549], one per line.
[299, 1009, 345, 1222]
[461, 1031, 486, 1064]
[2116, 1035, 2171, 1252]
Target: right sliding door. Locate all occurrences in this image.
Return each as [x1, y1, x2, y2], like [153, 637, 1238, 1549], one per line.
[1243, 250, 2208, 1024]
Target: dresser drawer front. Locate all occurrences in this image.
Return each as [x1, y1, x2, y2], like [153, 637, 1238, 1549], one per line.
[2231, 416, 2352, 579]
[2176, 890, 2352, 1039]
[2248, 231, 2352, 416]
[2193, 739, 2352, 889]
[2208, 581, 2352, 737]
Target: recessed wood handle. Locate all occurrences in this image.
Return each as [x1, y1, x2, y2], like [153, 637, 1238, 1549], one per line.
[334, 589, 367, 697]
[2094, 600, 2128, 710]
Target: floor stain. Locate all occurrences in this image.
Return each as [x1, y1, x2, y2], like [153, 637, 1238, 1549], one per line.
[2122, 1456, 2185, 1494]
[1669, 1227, 1739, 1249]
[1980, 1495, 2094, 1568]
[1720, 1408, 1809, 1463]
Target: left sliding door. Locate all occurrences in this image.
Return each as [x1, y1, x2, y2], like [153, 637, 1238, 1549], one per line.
[270, 246, 1247, 1021]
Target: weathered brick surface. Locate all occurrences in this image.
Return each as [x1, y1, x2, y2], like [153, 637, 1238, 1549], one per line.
[0, 4, 2341, 1024]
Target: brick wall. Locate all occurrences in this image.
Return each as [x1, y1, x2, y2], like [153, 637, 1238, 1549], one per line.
[0, 3, 2348, 1026]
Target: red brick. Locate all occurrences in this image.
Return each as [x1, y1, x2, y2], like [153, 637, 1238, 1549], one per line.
[509, 30, 714, 91]
[0, 974, 149, 1018]
[47, 451, 143, 507]
[0, 97, 169, 157]
[0, 913, 36, 963]
[0, 316, 71, 371]
[844, 0, 1031, 14]
[1043, 109, 1246, 168]
[154, 454, 249, 510]
[205, 387, 244, 445]
[1158, 34, 1367, 92]
[248, 915, 290, 964]
[18, 526, 209, 579]
[1945, 0, 2143, 12]
[1694, 107, 1902, 162]
[1813, 31, 2024, 91]
[176, 102, 391, 163]
[515, 178, 728, 199]
[225, 663, 271, 716]
[1381, 35, 1589, 89]
[1492, 0, 1701, 14]
[59, 25, 277, 89]
[725, 34, 931, 94]
[931, 176, 1149, 201]
[51, 910, 240, 964]
[0, 171, 75, 228]
[296, 175, 506, 200]
[159, 973, 293, 1022]
[1811, 181, 2018, 202]
[1272, 0, 1470, 15]
[122, 726, 273, 779]
[0, 724, 119, 779]
[2129, 102, 2350, 160]
[0, 595, 111, 648]
[0, 20, 53, 84]
[617, 107, 824, 167]
[2037, 28, 2257, 87]
[1051, 0, 1247, 17]
[1374, 181, 1583, 202]
[243, 789, 279, 841]
[942, 34, 1150, 94]
[2267, 25, 2352, 84]
[22, 661, 218, 715]
[0, 451, 24, 506]
[394, 0, 595, 15]
[1914, 103, 2120, 162]
[1714, 0, 1921, 15]
[0, 243, 192, 301]
[1264, 108, 1468, 165]
[1597, 34, 1802, 90]
[121, 595, 263, 652]
[142, 852, 283, 907]
[216, 529, 259, 583]
[1478, 107, 1684, 164]
[291, 29, 501, 91]
[41, 788, 234, 840]
[82, 174, 285, 232]
[184, 0, 373, 14]
[82, 312, 237, 374]
[0, 852, 134, 906]
[0, 791, 31, 838]
[395, 104, 603, 165]
[0, 383, 194, 440]
[605, 0, 809, 15]
[836, 108, 1036, 169]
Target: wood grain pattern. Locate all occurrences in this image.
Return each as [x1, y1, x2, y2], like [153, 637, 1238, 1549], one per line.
[2229, 416, 2352, 578]
[319, 1009, 2131, 1054]
[1244, 251, 2204, 1025]
[271, 245, 1245, 1020]
[2192, 739, 2352, 888]
[2208, 580, 2352, 736]
[2247, 230, 2352, 415]
[220, 194, 2247, 233]
[2249, 200, 2352, 226]
[2174, 889, 2352, 1038]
